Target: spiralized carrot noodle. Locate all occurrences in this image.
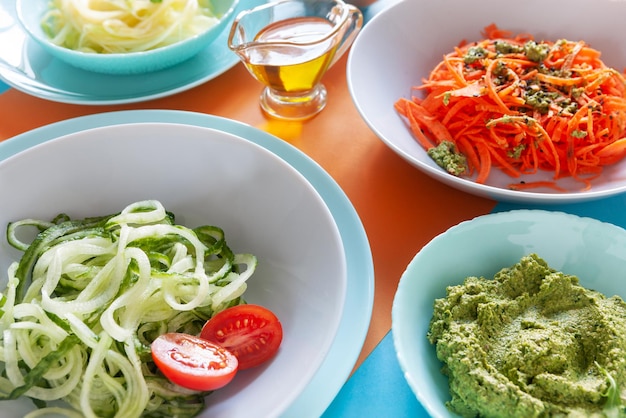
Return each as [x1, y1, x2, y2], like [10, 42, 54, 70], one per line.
[395, 23, 626, 191]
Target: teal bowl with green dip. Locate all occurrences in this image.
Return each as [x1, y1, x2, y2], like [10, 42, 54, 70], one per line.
[393, 210, 626, 417]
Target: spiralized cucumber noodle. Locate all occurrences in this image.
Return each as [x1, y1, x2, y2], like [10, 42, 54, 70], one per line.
[0, 200, 257, 417]
[41, 0, 222, 53]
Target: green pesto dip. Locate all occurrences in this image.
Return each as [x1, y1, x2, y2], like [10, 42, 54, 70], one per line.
[427, 140, 468, 176]
[427, 254, 626, 417]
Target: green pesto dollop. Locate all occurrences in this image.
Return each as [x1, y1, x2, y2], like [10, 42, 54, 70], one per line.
[524, 87, 560, 114]
[428, 254, 626, 417]
[494, 40, 523, 55]
[427, 141, 468, 176]
[464, 46, 488, 64]
[523, 40, 550, 63]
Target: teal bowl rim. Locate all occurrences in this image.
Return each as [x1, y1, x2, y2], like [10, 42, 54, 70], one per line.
[15, 0, 240, 71]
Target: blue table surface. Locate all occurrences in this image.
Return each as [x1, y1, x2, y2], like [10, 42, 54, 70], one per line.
[0, 0, 390, 104]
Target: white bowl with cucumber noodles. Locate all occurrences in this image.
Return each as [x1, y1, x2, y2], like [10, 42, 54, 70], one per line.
[16, 0, 239, 75]
[0, 123, 347, 417]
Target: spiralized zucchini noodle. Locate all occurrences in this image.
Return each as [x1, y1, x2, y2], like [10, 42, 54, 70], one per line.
[0, 200, 257, 417]
[41, 0, 222, 53]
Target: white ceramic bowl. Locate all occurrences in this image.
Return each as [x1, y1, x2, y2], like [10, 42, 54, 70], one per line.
[0, 122, 347, 418]
[348, 0, 626, 204]
[16, 0, 239, 74]
[392, 210, 626, 417]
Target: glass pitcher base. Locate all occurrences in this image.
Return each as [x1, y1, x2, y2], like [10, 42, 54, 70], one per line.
[260, 85, 328, 121]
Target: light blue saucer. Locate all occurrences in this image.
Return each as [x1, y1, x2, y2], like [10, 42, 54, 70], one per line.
[0, 0, 264, 104]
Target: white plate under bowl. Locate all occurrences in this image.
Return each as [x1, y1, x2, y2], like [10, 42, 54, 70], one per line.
[0, 112, 374, 418]
[392, 210, 626, 417]
[348, 0, 626, 204]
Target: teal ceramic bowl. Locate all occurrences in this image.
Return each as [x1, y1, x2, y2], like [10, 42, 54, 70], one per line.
[16, 0, 239, 75]
[392, 210, 626, 417]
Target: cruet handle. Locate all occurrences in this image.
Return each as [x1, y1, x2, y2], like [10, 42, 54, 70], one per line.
[329, 5, 364, 68]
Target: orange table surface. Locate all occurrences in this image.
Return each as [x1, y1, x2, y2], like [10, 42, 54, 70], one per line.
[0, 54, 496, 371]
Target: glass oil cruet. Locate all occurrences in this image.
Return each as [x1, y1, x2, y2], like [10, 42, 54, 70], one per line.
[228, 0, 363, 120]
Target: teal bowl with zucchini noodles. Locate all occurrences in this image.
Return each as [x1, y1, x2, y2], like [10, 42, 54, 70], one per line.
[16, 0, 240, 74]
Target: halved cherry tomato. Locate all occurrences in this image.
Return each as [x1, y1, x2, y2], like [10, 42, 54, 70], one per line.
[151, 333, 238, 391]
[200, 304, 283, 370]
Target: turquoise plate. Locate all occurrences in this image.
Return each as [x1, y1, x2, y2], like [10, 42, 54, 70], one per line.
[0, 0, 265, 104]
[0, 110, 374, 417]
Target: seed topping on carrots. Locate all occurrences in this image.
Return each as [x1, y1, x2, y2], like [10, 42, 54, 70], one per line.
[395, 24, 626, 190]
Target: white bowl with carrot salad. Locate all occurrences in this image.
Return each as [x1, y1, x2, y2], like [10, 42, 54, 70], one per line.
[348, 0, 626, 203]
